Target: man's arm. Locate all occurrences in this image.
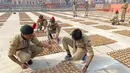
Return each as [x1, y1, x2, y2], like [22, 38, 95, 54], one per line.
[56, 24, 61, 43]
[31, 36, 51, 48]
[8, 55, 22, 65]
[43, 19, 48, 31]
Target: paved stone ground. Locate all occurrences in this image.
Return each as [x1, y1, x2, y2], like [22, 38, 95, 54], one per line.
[0, 11, 130, 73]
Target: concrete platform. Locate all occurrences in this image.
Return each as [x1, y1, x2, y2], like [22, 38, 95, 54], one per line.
[0, 11, 130, 73]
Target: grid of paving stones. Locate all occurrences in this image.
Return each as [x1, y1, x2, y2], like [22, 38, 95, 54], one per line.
[113, 30, 130, 37]
[94, 25, 117, 30]
[108, 48, 130, 68]
[40, 40, 64, 56]
[88, 34, 116, 46]
[29, 61, 80, 73]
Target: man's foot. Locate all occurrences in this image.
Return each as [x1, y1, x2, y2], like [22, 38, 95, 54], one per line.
[24, 63, 28, 66]
[84, 15, 88, 17]
[65, 54, 72, 60]
[120, 20, 124, 22]
[112, 22, 115, 25]
[27, 60, 33, 65]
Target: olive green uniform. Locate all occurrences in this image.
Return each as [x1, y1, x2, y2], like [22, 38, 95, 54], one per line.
[8, 34, 43, 63]
[47, 22, 61, 41]
[37, 19, 48, 30]
[62, 34, 94, 61]
[121, 2, 129, 21]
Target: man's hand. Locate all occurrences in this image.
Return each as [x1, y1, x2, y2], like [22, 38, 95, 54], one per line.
[81, 65, 88, 73]
[20, 63, 28, 69]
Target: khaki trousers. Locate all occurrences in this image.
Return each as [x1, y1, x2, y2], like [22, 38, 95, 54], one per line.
[16, 45, 43, 63]
[62, 36, 86, 61]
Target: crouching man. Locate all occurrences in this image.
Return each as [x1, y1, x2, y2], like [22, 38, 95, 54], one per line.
[62, 29, 94, 73]
[8, 25, 50, 69]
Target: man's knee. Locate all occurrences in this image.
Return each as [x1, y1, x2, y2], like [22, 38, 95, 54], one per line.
[31, 47, 43, 58]
[16, 51, 31, 63]
[62, 36, 68, 43]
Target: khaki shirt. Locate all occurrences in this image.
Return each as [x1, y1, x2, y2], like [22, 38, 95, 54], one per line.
[84, 2, 89, 9]
[122, 2, 128, 9]
[111, 14, 119, 21]
[8, 33, 42, 56]
[47, 22, 61, 33]
[72, 34, 94, 56]
[37, 19, 48, 29]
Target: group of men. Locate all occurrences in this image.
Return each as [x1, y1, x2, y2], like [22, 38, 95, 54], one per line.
[110, 1, 129, 25]
[72, 0, 89, 17]
[8, 15, 94, 73]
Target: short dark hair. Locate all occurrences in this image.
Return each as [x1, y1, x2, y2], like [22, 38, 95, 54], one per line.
[71, 29, 82, 40]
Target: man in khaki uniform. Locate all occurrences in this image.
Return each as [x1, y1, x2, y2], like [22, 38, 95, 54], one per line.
[120, 1, 129, 22]
[37, 15, 48, 31]
[110, 10, 119, 25]
[84, 0, 89, 17]
[62, 29, 94, 73]
[72, 1, 78, 17]
[47, 17, 61, 43]
[8, 25, 51, 69]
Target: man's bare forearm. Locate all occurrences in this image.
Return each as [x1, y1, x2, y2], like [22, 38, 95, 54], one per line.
[85, 55, 93, 66]
[8, 55, 22, 65]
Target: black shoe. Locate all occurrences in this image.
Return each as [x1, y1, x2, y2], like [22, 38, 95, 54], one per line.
[27, 60, 33, 65]
[24, 63, 28, 65]
[65, 54, 72, 60]
[120, 20, 124, 22]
